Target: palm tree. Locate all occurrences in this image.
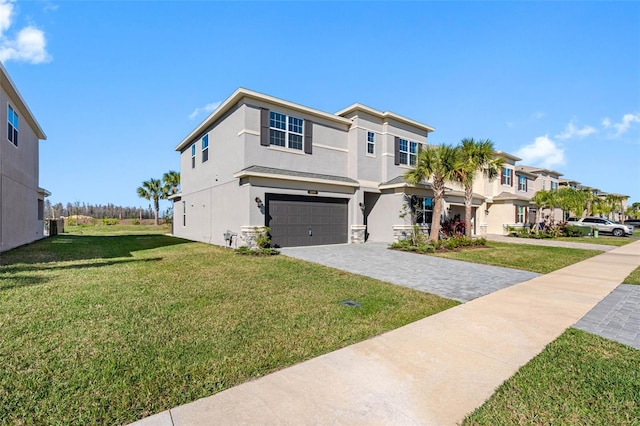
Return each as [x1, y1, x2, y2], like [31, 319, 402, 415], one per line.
[456, 138, 504, 237]
[137, 178, 167, 225]
[404, 144, 461, 241]
[531, 190, 551, 227]
[162, 170, 181, 195]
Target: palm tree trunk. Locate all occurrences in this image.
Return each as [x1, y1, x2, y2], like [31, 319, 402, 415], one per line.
[464, 184, 473, 238]
[154, 198, 159, 226]
[430, 183, 445, 241]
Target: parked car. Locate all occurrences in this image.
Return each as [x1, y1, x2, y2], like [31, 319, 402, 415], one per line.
[575, 217, 634, 237]
[624, 219, 640, 227]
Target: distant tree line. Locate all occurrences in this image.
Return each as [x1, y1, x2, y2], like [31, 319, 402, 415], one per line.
[44, 201, 159, 220]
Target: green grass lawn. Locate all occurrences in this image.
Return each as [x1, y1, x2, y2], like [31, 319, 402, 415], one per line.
[624, 266, 640, 285]
[463, 328, 640, 425]
[430, 241, 602, 274]
[0, 226, 457, 424]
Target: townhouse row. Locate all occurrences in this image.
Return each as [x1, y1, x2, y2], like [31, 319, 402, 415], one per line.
[172, 88, 609, 248]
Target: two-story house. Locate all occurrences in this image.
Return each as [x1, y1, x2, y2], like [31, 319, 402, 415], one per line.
[1, 62, 48, 252]
[172, 88, 491, 248]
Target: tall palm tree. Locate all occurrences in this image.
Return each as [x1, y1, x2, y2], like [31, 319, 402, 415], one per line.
[137, 178, 167, 225]
[456, 138, 504, 237]
[531, 189, 551, 227]
[404, 144, 461, 241]
[162, 170, 181, 195]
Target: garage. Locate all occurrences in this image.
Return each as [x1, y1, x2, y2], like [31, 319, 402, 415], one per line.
[265, 194, 348, 247]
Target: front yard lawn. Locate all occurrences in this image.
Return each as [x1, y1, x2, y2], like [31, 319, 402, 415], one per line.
[0, 227, 457, 424]
[464, 328, 640, 425]
[429, 241, 602, 274]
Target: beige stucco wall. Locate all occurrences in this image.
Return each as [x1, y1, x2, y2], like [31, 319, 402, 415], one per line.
[0, 85, 43, 252]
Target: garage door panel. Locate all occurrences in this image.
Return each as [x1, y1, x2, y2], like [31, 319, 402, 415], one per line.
[266, 195, 348, 248]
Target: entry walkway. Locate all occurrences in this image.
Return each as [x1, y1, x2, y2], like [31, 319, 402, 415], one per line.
[132, 241, 640, 426]
[485, 233, 616, 251]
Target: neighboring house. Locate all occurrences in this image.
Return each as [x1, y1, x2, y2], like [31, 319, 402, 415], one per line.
[516, 165, 564, 223]
[1, 62, 48, 252]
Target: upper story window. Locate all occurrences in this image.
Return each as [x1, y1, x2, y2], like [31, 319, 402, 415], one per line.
[551, 181, 557, 190]
[7, 105, 19, 146]
[518, 175, 527, 192]
[398, 139, 418, 166]
[367, 131, 375, 155]
[202, 135, 209, 163]
[501, 167, 512, 186]
[270, 111, 303, 151]
[191, 144, 196, 168]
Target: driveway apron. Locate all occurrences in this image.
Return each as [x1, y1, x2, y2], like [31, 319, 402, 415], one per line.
[281, 242, 540, 302]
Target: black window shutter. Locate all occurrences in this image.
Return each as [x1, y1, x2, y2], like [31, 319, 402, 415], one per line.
[304, 120, 313, 154]
[394, 136, 400, 165]
[260, 108, 270, 146]
[501, 170, 505, 185]
[510, 169, 513, 186]
[515, 205, 518, 222]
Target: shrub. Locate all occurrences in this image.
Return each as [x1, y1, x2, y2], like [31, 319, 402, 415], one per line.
[254, 226, 272, 249]
[102, 218, 119, 226]
[132, 219, 140, 225]
[66, 217, 77, 226]
[234, 246, 280, 256]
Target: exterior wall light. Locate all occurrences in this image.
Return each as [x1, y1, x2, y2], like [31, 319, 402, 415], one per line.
[255, 197, 264, 209]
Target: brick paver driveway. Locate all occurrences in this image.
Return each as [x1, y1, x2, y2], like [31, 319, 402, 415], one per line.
[281, 242, 540, 302]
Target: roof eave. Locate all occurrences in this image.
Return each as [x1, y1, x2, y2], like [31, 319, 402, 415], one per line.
[232, 170, 360, 188]
[176, 88, 353, 152]
[0, 62, 46, 140]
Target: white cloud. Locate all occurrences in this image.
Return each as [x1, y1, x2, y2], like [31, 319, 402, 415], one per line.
[516, 135, 566, 169]
[0, 0, 14, 36]
[602, 118, 612, 128]
[555, 120, 597, 140]
[0, 0, 51, 64]
[610, 113, 640, 136]
[189, 101, 222, 120]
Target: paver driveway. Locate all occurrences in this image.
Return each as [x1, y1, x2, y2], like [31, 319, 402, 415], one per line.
[281, 242, 540, 302]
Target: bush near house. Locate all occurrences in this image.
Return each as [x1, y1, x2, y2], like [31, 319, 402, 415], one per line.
[390, 233, 488, 254]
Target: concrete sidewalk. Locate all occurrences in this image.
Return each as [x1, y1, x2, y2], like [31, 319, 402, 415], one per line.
[485, 233, 617, 251]
[133, 240, 640, 426]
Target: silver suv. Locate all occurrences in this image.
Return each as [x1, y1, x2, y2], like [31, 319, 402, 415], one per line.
[575, 217, 634, 237]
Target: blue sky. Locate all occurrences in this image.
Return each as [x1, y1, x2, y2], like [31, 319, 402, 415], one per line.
[2, 0, 639, 213]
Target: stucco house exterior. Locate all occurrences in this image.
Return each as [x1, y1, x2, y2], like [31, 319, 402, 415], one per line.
[1, 62, 48, 252]
[173, 88, 630, 247]
[173, 88, 493, 247]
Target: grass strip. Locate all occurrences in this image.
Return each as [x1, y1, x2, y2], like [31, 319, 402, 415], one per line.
[464, 328, 640, 425]
[429, 241, 601, 274]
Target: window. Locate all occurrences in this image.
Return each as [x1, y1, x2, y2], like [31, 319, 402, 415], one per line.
[202, 135, 209, 163]
[7, 105, 18, 146]
[38, 199, 44, 220]
[269, 111, 304, 150]
[412, 196, 433, 225]
[182, 201, 186, 226]
[501, 167, 512, 186]
[191, 144, 196, 168]
[367, 131, 375, 155]
[398, 139, 418, 166]
[518, 175, 527, 192]
[516, 205, 525, 223]
[551, 181, 557, 190]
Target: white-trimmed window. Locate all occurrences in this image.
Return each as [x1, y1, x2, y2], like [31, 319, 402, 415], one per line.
[191, 144, 196, 168]
[551, 181, 557, 190]
[367, 131, 375, 155]
[270, 111, 303, 151]
[7, 104, 18, 146]
[399, 139, 418, 166]
[516, 205, 526, 223]
[518, 175, 527, 192]
[202, 135, 209, 163]
[501, 167, 512, 186]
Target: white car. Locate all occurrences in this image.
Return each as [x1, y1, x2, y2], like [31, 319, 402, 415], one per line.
[575, 217, 634, 237]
